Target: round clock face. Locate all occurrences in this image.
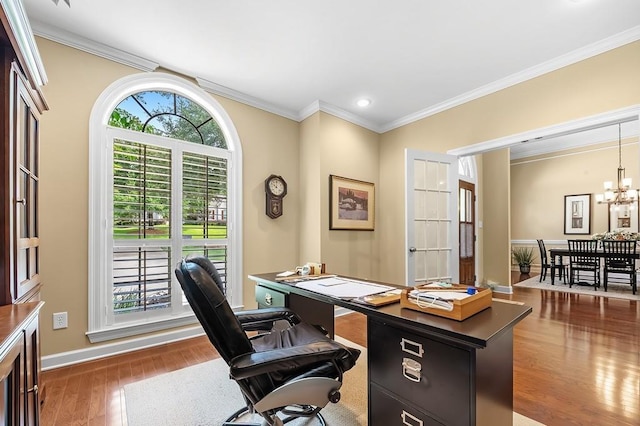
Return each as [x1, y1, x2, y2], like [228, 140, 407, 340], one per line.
[268, 177, 285, 196]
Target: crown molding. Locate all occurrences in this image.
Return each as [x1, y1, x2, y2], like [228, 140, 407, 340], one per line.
[1, 0, 48, 86]
[30, 19, 159, 72]
[196, 77, 299, 121]
[298, 100, 382, 133]
[27, 18, 640, 135]
[448, 104, 640, 157]
[380, 25, 640, 133]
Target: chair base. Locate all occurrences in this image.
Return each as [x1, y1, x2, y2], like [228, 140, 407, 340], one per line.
[224, 405, 327, 426]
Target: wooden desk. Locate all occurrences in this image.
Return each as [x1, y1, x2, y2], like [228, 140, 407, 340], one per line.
[249, 273, 531, 426]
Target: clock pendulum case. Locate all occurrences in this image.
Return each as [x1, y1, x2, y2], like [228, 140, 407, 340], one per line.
[264, 174, 287, 218]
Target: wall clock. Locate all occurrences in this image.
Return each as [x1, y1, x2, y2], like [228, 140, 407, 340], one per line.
[265, 174, 287, 219]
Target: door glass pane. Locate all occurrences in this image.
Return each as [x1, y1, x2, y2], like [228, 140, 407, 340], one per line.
[439, 221, 449, 248]
[438, 163, 449, 190]
[19, 172, 28, 238]
[17, 248, 27, 284]
[439, 251, 451, 279]
[29, 179, 37, 237]
[414, 221, 426, 248]
[414, 190, 426, 219]
[466, 190, 473, 222]
[426, 161, 438, 190]
[19, 98, 27, 166]
[413, 160, 426, 190]
[438, 192, 449, 219]
[426, 191, 438, 219]
[426, 221, 438, 248]
[426, 250, 439, 280]
[29, 112, 38, 173]
[459, 188, 465, 221]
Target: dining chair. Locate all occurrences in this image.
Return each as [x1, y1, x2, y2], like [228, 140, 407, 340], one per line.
[537, 239, 567, 284]
[567, 239, 600, 289]
[601, 240, 638, 294]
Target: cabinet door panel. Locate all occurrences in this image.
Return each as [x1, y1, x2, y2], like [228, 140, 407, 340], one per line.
[0, 335, 24, 426]
[12, 70, 41, 302]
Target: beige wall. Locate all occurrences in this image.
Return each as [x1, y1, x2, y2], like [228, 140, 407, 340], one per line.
[299, 113, 322, 262]
[511, 139, 640, 241]
[482, 149, 511, 285]
[379, 41, 640, 286]
[318, 113, 380, 279]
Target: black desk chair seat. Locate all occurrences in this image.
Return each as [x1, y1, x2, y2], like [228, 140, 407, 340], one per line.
[175, 255, 360, 426]
[602, 240, 638, 294]
[537, 239, 567, 284]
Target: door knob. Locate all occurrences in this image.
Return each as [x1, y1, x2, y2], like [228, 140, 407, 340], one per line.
[409, 247, 417, 253]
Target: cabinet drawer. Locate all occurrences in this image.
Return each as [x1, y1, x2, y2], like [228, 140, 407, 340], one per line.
[370, 383, 444, 426]
[255, 285, 287, 308]
[368, 319, 472, 425]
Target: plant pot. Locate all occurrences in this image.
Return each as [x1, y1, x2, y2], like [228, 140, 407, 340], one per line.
[519, 264, 531, 274]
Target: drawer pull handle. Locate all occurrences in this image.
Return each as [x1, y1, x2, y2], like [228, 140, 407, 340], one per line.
[401, 410, 423, 426]
[402, 357, 422, 382]
[264, 293, 273, 306]
[400, 338, 424, 358]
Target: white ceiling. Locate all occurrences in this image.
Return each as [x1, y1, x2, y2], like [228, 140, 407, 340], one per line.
[22, 0, 640, 133]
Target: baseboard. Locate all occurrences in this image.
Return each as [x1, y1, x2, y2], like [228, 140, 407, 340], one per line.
[493, 285, 514, 294]
[41, 325, 206, 371]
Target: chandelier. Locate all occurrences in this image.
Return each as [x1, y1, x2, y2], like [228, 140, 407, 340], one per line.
[52, 0, 71, 6]
[595, 123, 637, 208]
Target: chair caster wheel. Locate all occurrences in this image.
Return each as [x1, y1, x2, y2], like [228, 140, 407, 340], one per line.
[329, 390, 341, 403]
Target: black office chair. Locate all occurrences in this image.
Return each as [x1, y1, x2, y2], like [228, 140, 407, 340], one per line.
[537, 239, 566, 284]
[568, 239, 600, 290]
[602, 240, 638, 294]
[175, 255, 360, 426]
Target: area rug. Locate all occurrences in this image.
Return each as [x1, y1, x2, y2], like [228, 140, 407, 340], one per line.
[515, 274, 639, 301]
[123, 337, 544, 425]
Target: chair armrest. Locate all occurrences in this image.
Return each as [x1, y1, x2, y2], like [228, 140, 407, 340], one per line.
[229, 341, 353, 380]
[235, 307, 301, 331]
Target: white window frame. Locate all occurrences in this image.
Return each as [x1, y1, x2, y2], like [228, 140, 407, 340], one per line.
[87, 73, 243, 343]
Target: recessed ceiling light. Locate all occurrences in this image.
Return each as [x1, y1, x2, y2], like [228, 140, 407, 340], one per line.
[356, 98, 371, 107]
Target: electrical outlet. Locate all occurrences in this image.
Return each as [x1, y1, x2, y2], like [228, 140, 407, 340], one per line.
[53, 312, 68, 330]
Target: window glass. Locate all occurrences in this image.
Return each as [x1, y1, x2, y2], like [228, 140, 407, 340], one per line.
[110, 91, 227, 148]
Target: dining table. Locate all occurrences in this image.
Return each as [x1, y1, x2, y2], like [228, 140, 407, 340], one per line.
[549, 246, 640, 285]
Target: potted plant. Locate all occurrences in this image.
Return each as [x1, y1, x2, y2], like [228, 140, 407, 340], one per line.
[512, 246, 535, 274]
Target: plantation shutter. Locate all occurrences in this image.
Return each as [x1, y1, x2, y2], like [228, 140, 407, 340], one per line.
[112, 138, 173, 314]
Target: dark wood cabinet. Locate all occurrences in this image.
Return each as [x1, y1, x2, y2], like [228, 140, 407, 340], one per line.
[0, 302, 42, 426]
[0, 4, 48, 425]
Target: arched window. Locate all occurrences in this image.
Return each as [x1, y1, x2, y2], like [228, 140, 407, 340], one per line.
[87, 74, 243, 343]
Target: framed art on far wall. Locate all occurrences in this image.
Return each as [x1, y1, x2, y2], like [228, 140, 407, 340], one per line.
[329, 175, 375, 230]
[564, 194, 591, 235]
[608, 201, 639, 232]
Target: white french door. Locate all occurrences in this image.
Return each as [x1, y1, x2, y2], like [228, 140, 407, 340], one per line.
[405, 149, 459, 286]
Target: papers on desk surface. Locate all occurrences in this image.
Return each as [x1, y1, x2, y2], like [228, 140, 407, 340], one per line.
[295, 277, 394, 299]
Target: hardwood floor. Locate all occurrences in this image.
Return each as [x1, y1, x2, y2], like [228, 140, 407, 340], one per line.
[41, 283, 640, 425]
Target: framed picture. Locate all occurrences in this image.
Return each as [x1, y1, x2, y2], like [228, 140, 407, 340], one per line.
[608, 201, 639, 232]
[564, 194, 591, 235]
[329, 175, 375, 230]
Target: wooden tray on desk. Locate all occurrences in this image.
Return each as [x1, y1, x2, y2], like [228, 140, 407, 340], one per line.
[400, 284, 492, 321]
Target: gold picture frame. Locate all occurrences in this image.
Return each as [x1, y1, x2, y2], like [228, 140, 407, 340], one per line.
[329, 175, 375, 230]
